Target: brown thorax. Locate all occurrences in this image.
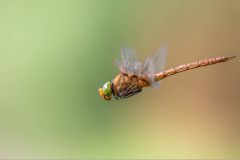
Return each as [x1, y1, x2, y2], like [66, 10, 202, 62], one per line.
[112, 73, 150, 99]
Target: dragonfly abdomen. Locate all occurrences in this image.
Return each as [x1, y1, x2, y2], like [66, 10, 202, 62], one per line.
[154, 56, 236, 81]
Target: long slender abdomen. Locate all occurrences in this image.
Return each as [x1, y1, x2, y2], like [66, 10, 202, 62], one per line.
[154, 56, 236, 81]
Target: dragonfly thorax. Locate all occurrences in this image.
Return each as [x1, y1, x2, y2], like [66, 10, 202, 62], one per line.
[112, 73, 150, 99]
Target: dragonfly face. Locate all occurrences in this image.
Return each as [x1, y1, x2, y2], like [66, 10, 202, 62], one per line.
[99, 81, 112, 100]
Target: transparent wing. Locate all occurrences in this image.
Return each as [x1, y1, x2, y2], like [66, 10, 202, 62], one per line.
[113, 59, 125, 73]
[141, 45, 167, 89]
[113, 46, 142, 74]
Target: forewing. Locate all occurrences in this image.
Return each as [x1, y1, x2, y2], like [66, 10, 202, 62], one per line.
[141, 45, 167, 89]
[114, 46, 142, 74]
[113, 59, 125, 73]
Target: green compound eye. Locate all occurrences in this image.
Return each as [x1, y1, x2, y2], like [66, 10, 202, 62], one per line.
[102, 82, 111, 97]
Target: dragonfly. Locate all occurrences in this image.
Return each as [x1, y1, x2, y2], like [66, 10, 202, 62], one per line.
[99, 46, 236, 100]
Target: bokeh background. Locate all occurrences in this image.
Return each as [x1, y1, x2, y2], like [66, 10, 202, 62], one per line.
[0, 0, 239, 159]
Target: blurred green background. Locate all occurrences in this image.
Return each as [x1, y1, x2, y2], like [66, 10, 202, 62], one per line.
[0, 0, 239, 159]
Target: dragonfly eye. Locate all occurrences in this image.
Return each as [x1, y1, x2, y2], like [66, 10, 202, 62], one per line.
[98, 81, 112, 100]
[102, 81, 112, 96]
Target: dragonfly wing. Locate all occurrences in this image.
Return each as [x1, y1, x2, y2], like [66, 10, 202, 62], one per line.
[113, 59, 126, 73]
[114, 46, 142, 74]
[141, 45, 167, 89]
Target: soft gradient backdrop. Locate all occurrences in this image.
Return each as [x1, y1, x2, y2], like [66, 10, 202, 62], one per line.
[0, 0, 239, 159]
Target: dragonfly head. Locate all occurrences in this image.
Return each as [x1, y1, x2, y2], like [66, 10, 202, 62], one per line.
[99, 81, 112, 100]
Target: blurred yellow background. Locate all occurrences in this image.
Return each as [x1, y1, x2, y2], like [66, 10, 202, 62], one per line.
[0, 0, 239, 159]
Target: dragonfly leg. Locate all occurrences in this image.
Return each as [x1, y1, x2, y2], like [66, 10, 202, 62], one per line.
[119, 89, 142, 99]
[113, 94, 119, 100]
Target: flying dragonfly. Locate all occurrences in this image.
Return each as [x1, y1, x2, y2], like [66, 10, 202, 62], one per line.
[99, 46, 236, 100]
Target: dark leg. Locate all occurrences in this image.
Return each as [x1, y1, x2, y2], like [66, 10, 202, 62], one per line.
[119, 89, 142, 99]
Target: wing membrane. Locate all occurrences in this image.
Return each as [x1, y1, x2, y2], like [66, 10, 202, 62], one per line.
[113, 45, 167, 89]
[114, 46, 142, 74]
[141, 45, 167, 89]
